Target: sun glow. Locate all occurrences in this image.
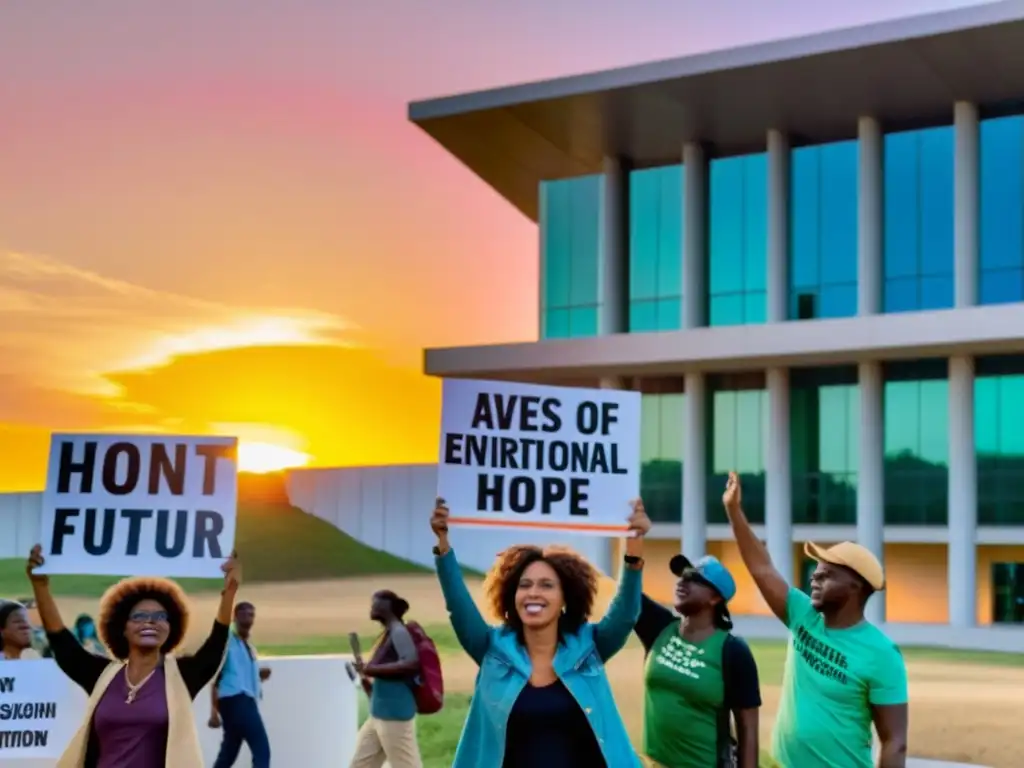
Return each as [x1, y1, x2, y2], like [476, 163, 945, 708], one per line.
[236, 441, 311, 473]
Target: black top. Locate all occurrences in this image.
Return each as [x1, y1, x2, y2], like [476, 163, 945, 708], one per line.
[502, 680, 605, 768]
[47, 621, 230, 768]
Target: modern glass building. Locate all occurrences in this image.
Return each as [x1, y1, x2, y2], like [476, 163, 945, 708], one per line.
[410, 2, 1024, 632]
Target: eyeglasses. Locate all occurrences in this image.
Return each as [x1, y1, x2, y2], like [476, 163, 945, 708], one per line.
[128, 610, 169, 624]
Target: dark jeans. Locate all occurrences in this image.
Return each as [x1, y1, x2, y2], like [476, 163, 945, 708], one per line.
[213, 694, 271, 768]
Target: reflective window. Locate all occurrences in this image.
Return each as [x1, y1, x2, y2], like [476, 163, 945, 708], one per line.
[707, 374, 766, 523]
[540, 175, 602, 338]
[979, 116, 1024, 304]
[708, 154, 767, 326]
[991, 563, 1024, 623]
[790, 142, 858, 320]
[791, 367, 859, 524]
[630, 165, 683, 332]
[883, 127, 955, 313]
[975, 355, 1024, 524]
[640, 390, 684, 522]
[883, 361, 948, 524]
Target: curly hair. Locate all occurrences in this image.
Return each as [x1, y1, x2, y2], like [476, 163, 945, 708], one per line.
[98, 577, 189, 659]
[483, 545, 599, 638]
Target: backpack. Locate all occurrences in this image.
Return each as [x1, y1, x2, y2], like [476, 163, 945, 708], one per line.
[406, 621, 444, 715]
[717, 633, 740, 768]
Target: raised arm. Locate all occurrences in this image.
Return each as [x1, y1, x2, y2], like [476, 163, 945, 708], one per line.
[721, 472, 790, 623]
[27, 546, 109, 693]
[633, 594, 675, 655]
[179, 552, 239, 698]
[594, 499, 649, 661]
[432, 499, 491, 665]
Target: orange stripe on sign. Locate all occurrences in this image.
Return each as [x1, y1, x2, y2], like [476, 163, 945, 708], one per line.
[447, 517, 628, 533]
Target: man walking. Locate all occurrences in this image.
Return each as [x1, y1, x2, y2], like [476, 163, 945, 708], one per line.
[720, 472, 908, 768]
[210, 601, 272, 767]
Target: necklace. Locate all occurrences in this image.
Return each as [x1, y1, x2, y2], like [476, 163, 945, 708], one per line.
[124, 664, 157, 704]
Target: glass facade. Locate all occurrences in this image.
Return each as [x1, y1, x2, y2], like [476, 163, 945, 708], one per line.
[707, 374, 766, 523]
[791, 368, 859, 524]
[883, 360, 949, 524]
[980, 116, 1024, 305]
[883, 126, 955, 313]
[629, 165, 684, 332]
[790, 142, 858, 320]
[539, 175, 602, 339]
[708, 153, 767, 326]
[975, 355, 1024, 525]
[639, 385, 684, 523]
[991, 563, 1024, 624]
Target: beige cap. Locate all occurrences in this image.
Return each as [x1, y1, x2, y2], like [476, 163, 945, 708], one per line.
[804, 541, 885, 591]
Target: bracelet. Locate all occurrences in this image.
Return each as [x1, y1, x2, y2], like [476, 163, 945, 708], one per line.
[624, 555, 643, 566]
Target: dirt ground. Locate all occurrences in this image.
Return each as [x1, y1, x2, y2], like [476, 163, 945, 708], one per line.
[55, 576, 1024, 767]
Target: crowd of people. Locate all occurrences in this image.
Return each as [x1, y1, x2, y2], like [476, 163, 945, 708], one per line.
[0, 470, 908, 767]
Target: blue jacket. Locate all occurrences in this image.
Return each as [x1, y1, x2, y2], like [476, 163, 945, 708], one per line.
[435, 548, 643, 768]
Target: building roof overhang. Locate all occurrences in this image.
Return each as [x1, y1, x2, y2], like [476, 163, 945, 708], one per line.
[408, 1, 1024, 221]
[422, 304, 1024, 383]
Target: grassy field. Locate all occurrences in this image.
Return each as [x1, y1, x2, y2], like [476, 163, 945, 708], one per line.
[0, 501, 428, 599]
[259, 623, 1022, 768]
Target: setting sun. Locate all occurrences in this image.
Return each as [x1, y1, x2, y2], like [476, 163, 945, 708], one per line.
[237, 441, 311, 473]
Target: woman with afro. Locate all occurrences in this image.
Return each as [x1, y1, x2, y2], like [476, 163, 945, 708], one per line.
[25, 543, 241, 768]
[430, 495, 650, 768]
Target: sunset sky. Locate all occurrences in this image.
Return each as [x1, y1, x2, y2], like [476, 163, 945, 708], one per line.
[0, 0, 985, 490]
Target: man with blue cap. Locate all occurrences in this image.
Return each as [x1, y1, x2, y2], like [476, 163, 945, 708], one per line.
[634, 550, 761, 768]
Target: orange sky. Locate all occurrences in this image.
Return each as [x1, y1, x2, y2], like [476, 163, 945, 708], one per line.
[0, 0, 974, 490]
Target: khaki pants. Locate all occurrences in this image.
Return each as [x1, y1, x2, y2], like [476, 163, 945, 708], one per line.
[349, 716, 422, 768]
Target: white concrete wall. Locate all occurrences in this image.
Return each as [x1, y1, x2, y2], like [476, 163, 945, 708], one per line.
[286, 465, 614, 575]
[0, 493, 43, 559]
[5, 656, 358, 768]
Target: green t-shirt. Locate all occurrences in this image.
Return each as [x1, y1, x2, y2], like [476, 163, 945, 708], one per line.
[643, 623, 727, 768]
[772, 588, 908, 768]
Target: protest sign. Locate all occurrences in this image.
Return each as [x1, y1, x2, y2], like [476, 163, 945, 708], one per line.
[0, 660, 84, 759]
[438, 380, 640, 535]
[38, 433, 238, 578]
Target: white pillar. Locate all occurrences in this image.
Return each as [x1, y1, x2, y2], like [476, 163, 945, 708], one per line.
[683, 142, 706, 330]
[766, 368, 793, 583]
[948, 357, 977, 627]
[767, 130, 790, 323]
[683, 372, 707, 560]
[858, 361, 885, 624]
[954, 101, 979, 309]
[858, 116, 883, 316]
[599, 156, 628, 336]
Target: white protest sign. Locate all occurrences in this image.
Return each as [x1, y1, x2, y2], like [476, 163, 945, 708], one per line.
[0, 660, 85, 759]
[438, 379, 640, 535]
[38, 433, 238, 578]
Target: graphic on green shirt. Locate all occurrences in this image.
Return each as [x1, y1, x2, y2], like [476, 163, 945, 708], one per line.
[772, 588, 908, 768]
[643, 622, 727, 768]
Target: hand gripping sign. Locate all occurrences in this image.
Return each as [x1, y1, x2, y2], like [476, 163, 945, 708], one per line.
[37, 433, 238, 579]
[437, 380, 640, 536]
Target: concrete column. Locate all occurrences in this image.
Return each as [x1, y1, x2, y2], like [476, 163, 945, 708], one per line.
[948, 356, 977, 627]
[682, 142, 706, 330]
[954, 101, 979, 308]
[683, 372, 707, 560]
[766, 368, 793, 583]
[858, 360, 886, 624]
[858, 116, 883, 316]
[599, 156, 629, 335]
[767, 130, 790, 323]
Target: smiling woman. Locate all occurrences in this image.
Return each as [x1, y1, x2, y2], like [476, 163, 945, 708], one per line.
[237, 441, 311, 474]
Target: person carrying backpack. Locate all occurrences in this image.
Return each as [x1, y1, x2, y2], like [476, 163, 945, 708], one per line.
[350, 590, 426, 768]
[634, 554, 761, 768]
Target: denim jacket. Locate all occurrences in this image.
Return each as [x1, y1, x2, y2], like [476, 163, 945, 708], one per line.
[435, 548, 643, 768]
